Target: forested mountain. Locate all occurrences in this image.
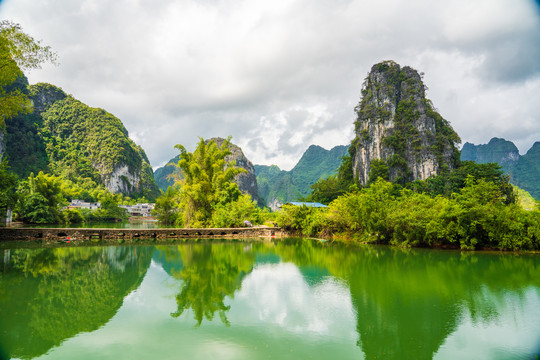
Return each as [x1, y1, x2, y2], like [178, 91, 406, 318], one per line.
[461, 137, 540, 199]
[255, 144, 349, 208]
[2, 79, 160, 200]
[154, 154, 181, 190]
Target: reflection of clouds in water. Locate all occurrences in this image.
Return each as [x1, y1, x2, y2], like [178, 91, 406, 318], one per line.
[123, 260, 180, 311]
[229, 262, 357, 340]
[435, 287, 540, 360]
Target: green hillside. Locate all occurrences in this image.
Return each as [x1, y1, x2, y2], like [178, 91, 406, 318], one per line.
[461, 138, 540, 199]
[3, 80, 160, 200]
[154, 155, 181, 190]
[3, 77, 49, 177]
[511, 142, 540, 199]
[255, 144, 349, 207]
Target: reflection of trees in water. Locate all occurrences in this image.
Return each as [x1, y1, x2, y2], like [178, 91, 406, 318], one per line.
[0, 246, 153, 360]
[158, 243, 256, 326]
[272, 240, 540, 360]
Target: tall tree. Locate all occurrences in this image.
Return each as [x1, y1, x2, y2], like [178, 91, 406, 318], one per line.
[174, 137, 245, 227]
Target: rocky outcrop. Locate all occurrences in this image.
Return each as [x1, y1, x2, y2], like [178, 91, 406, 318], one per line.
[208, 137, 259, 202]
[352, 61, 460, 185]
[101, 164, 141, 194]
[28, 83, 67, 114]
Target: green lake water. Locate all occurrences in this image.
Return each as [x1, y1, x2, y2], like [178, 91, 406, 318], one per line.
[0, 239, 539, 360]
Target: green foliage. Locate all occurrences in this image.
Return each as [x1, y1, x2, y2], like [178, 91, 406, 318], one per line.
[18, 193, 56, 224]
[14, 171, 129, 224]
[306, 148, 360, 204]
[278, 177, 540, 250]
[154, 155, 182, 191]
[96, 192, 128, 221]
[460, 138, 540, 200]
[276, 204, 329, 237]
[61, 208, 84, 224]
[212, 194, 263, 228]
[15, 171, 66, 223]
[0, 21, 56, 124]
[4, 108, 49, 177]
[367, 159, 389, 184]
[509, 143, 540, 200]
[513, 185, 537, 210]
[0, 160, 18, 216]
[33, 94, 160, 200]
[409, 161, 515, 204]
[306, 175, 345, 205]
[172, 137, 245, 227]
[152, 186, 179, 225]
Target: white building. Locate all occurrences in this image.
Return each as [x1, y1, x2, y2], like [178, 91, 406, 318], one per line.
[65, 199, 101, 210]
[119, 203, 155, 217]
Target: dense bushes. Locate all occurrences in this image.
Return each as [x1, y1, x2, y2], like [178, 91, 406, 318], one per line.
[13, 171, 128, 224]
[276, 178, 540, 250]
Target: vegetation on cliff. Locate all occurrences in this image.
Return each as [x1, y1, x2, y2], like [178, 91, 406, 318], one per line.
[352, 60, 460, 185]
[38, 94, 159, 199]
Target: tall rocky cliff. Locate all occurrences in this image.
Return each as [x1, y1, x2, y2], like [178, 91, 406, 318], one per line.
[154, 138, 259, 203]
[351, 61, 461, 185]
[461, 137, 540, 199]
[2, 80, 160, 199]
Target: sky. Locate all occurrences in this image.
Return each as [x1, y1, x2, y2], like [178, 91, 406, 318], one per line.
[1, 0, 539, 170]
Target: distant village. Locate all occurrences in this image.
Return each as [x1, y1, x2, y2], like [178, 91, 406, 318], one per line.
[65, 200, 155, 217]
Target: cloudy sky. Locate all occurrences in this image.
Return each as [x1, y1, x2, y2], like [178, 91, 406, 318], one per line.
[1, 0, 539, 170]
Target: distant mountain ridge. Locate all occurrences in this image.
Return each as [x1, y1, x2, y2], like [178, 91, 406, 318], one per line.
[255, 144, 349, 209]
[461, 137, 540, 199]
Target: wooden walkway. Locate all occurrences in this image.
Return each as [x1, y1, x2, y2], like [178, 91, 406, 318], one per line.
[0, 226, 284, 245]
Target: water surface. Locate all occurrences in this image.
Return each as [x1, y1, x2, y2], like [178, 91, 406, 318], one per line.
[1, 239, 539, 359]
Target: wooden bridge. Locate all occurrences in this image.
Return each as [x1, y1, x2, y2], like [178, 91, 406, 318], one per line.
[0, 226, 284, 246]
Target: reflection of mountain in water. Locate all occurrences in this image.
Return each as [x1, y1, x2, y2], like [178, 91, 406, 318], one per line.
[271, 241, 540, 360]
[347, 249, 540, 359]
[0, 246, 153, 360]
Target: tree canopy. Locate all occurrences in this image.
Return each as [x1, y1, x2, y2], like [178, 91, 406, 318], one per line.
[174, 137, 245, 227]
[0, 21, 56, 123]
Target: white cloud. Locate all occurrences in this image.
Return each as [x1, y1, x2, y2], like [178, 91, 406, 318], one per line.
[1, 0, 539, 169]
